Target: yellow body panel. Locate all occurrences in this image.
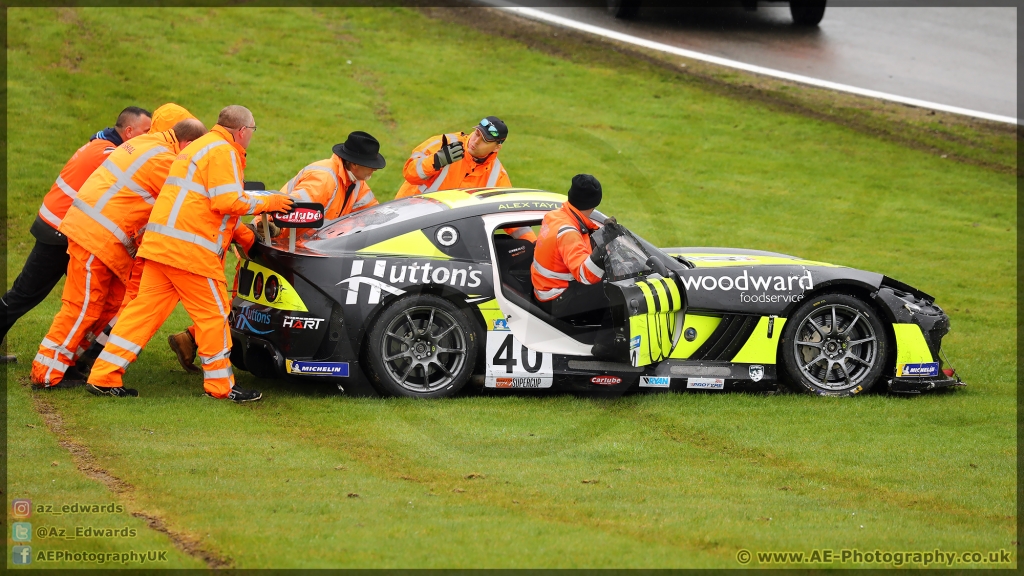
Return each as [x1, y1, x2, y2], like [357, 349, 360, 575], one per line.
[731, 317, 787, 364]
[357, 230, 451, 259]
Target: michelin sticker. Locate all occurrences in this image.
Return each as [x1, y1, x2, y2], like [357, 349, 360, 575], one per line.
[686, 377, 725, 390]
[485, 332, 553, 388]
[286, 360, 349, 377]
[640, 376, 670, 388]
[897, 362, 939, 377]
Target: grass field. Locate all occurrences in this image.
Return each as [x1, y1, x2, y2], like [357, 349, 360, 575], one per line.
[5, 7, 1017, 569]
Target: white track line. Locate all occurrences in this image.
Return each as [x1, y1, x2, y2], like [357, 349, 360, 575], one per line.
[492, 4, 1019, 125]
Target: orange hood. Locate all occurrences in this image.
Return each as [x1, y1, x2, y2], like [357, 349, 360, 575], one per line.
[149, 103, 196, 133]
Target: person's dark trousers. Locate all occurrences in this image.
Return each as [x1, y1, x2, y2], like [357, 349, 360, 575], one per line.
[1, 239, 70, 344]
[539, 282, 619, 358]
[545, 282, 610, 323]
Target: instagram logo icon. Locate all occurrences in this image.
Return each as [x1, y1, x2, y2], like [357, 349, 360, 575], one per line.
[12, 499, 31, 518]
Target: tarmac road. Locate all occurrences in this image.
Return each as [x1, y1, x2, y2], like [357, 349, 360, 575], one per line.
[500, 2, 1017, 119]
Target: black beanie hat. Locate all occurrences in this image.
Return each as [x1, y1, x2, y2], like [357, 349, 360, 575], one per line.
[567, 174, 602, 211]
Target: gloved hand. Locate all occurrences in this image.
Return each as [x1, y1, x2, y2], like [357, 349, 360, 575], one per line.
[248, 220, 281, 244]
[432, 136, 464, 170]
[265, 194, 295, 214]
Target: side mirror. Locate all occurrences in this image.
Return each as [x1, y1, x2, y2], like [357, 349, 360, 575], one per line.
[646, 255, 669, 278]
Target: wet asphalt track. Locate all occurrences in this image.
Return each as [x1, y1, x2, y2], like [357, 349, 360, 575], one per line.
[496, 2, 1017, 120]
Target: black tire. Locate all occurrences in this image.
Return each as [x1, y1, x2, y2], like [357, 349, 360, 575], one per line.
[790, 1, 826, 26]
[780, 293, 888, 397]
[365, 294, 479, 399]
[608, 0, 641, 19]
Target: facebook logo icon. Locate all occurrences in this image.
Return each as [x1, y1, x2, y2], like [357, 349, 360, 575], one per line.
[12, 545, 32, 565]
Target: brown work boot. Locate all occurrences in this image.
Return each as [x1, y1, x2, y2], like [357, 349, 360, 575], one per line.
[167, 330, 201, 373]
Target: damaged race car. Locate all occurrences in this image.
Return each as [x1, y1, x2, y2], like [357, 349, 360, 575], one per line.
[229, 188, 962, 398]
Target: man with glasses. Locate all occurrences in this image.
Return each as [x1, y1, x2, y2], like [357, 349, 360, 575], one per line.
[86, 105, 294, 402]
[165, 131, 386, 374]
[397, 116, 532, 241]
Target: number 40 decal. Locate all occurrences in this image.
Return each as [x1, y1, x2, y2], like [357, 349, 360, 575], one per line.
[492, 334, 543, 373]
[484, 331, 554, 388]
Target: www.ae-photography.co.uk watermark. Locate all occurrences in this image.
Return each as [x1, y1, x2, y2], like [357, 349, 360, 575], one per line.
[736, 548, 1015, 567]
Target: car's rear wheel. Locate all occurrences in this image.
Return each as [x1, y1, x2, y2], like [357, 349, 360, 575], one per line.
[365, 294, 478, 398]
[780, 293, 888, 397]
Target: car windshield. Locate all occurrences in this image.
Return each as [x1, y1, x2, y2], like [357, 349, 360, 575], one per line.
[311, 197, 447, 239]
[603, 232, 654, 281]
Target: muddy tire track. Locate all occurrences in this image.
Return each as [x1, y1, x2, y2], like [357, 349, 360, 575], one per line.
[31, 396, 232, 569]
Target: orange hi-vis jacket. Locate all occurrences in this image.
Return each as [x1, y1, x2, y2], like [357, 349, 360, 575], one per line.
[37, 138, 119, 230]
[139, 125, 279, 281]
[396, 132, 510, 198]
[531, 203, 604, 302]
[58, 129, 184, 284]
[281, 154, 378, 219]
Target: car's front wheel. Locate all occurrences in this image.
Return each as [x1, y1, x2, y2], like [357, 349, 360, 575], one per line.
[780, 293, 888, 397]
[365, 294, 478, 398]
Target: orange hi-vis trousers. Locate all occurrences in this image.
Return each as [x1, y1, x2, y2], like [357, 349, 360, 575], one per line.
[87, 260, 236, 398]
[32, 241, 126, 386]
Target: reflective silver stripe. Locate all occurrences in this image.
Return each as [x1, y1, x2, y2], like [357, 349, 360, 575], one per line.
[164, 176, 208, 197]
[229, 149, 241, 192]
[424, 165, 450, 193]
[192, 140, 228, 163]
[97, 350, 131, 369]
[352, 190, 375, 209]
[94, 145, 165, 210]
[199, 349, 230, 364]
[41, 337, 74, 359]
[147, 223, 223, 256]
[556, 225, 578, 239]
[54, 176, 77, 199]
[54, 255, 95, 381]
[535, 286, 566, 301]
[207, 277, 229, 352]
[292, 189, 312, 202]
[204, 368, 233, 379]
[208, 277, 226, 316]
[72, 198, 137, 257]
[486, 158, 503, 187]
[38, 202, 63, 227]
[34, 354, 70, 373]
[412, 152, 430, 180]
[243, 195, 262, 215]
[95, 331, 109, 346]
[166, 140, 227, 227]
[510, 227, 531, 239]
[532, 261, 574, 281]
[208, 183, 243, 197]
[216, 214, 231, 248]
[580, 257, 605, 284]
[107, 334, 142, 355]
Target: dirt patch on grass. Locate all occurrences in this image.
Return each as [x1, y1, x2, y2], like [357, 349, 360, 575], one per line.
[31, 396, 232, 569]
[421, 6, 1018, 175]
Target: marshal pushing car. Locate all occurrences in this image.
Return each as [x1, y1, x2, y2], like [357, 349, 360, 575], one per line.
[228, 188, 961, 398]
